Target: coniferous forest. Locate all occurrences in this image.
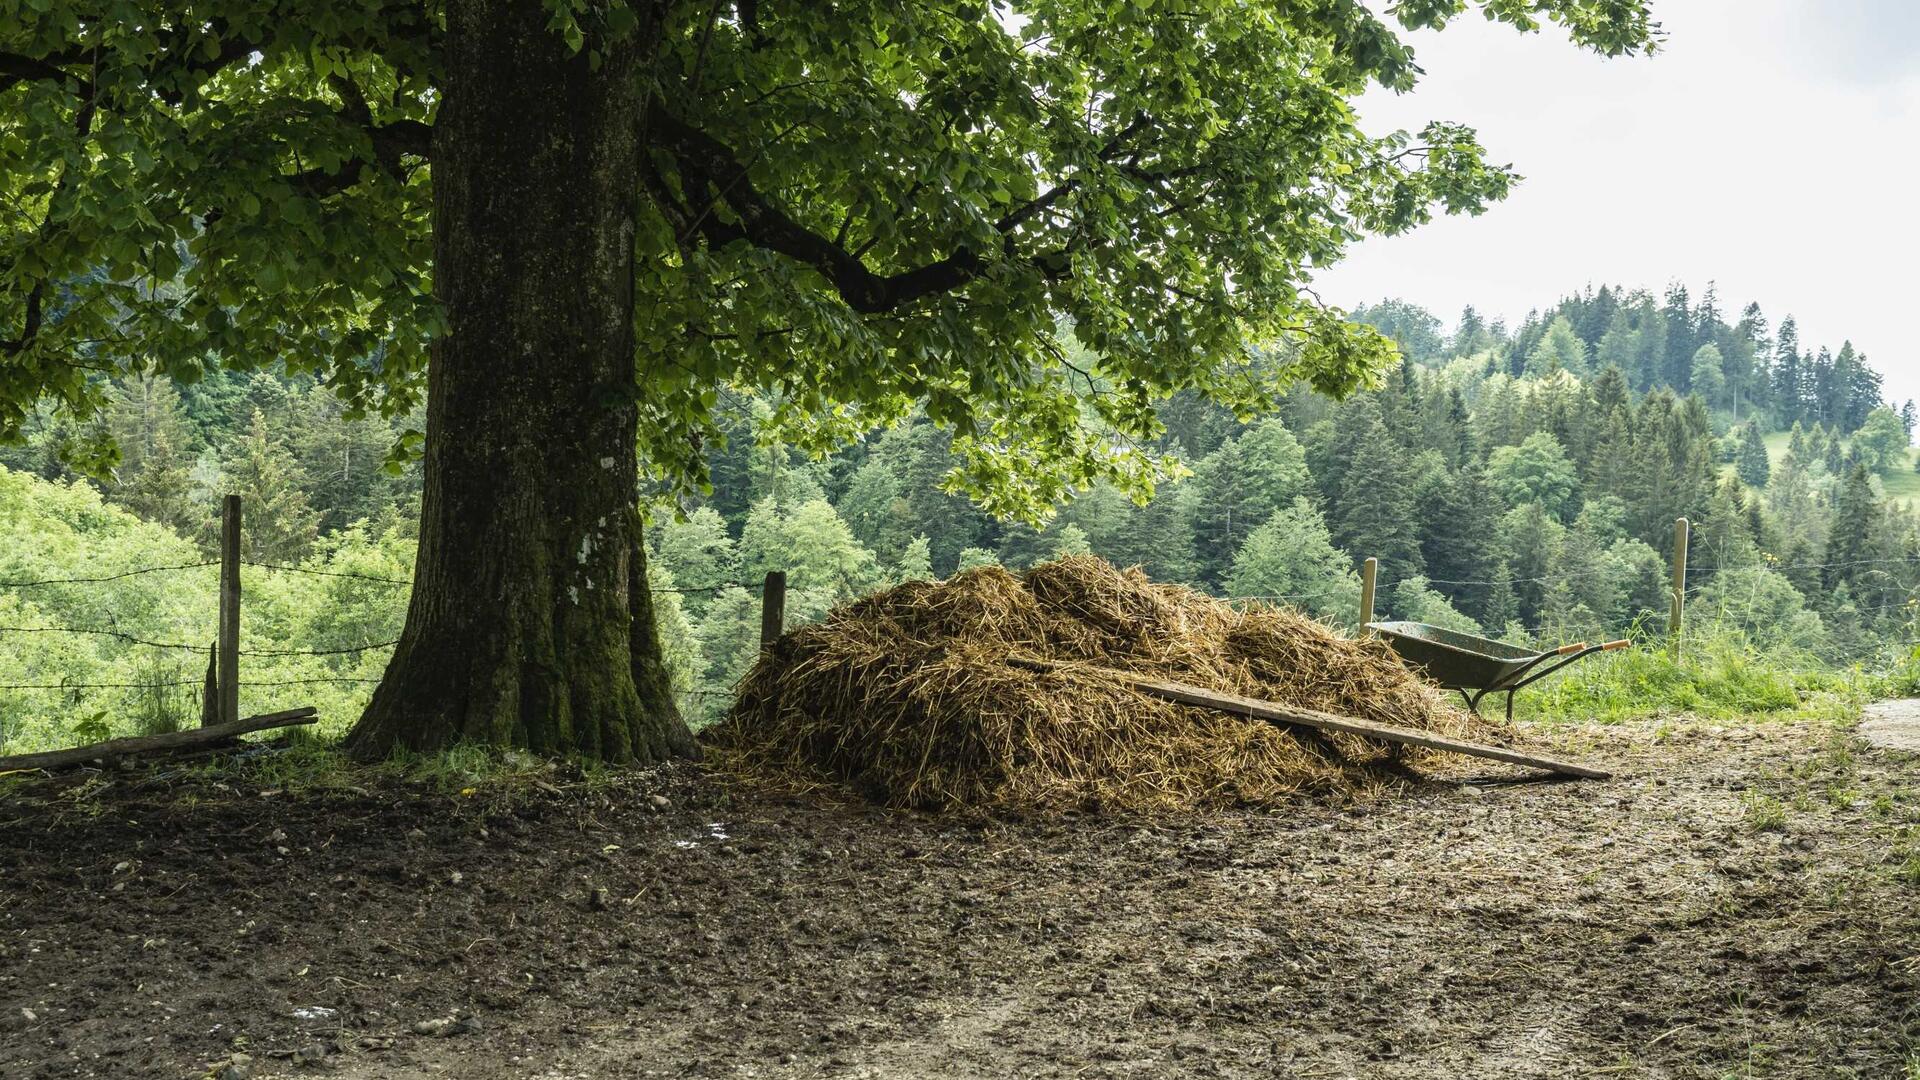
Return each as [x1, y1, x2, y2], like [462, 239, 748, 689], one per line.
[3, 281, 1915, 748]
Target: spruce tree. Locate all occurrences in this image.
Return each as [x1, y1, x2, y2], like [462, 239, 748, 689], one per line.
[1662, 282, 1695, 387]
[1734, 423, 1772, 488]
[891, 536, 934, 583]
[1109, 483, 1200, 584]
[1420, 465, 1503, 619]
[1483, 560, 1520, 633]
[1324, 398, 1425, 583]
[220, 409, 320, 562]
[1822, 464, 1879, 593]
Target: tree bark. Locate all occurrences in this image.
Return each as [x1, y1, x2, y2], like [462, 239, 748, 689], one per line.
[345, 0, 695, 763]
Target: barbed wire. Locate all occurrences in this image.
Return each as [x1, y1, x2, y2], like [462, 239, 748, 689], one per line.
[651, 579, 765, 594]
[240, 560, 411, 586]
[0, 624, 205, 652]
[0, 674, 386, 691]
[0, 624, 405, 659]
[1, 558, 772, 597]
[0, 561, 217, 589]
[242, 675, 383, 686]
[0, 678, 202, 691]
[242, 640, 399, 657]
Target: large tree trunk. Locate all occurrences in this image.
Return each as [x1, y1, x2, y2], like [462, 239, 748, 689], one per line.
[345, 0, 695, 763]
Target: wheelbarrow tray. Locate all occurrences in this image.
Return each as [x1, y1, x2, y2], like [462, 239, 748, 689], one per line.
[1367, 621, 1630, 723]
[1364, 621, 1542, 691]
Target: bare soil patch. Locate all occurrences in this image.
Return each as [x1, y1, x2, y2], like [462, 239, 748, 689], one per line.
[3, 717, 1918, 1079]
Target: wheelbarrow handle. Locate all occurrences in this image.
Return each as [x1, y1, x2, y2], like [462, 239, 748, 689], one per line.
[1600, 639, 1632, 651]
[1554, 642, 1588, 656]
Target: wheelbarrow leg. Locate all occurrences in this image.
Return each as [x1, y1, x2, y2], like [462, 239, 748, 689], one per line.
[1505, 690, 1517, 725]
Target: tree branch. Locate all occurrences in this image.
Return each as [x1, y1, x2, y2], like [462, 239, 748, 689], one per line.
[0, 49, 89, 92]
[285, 119, 433, 198]
[2, 63, 98, 357]
[651, 106, 989, 314]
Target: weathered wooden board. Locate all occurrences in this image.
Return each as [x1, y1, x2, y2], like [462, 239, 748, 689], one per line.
[0, 707, 319, 773]
[1069, 664, 1611, 780]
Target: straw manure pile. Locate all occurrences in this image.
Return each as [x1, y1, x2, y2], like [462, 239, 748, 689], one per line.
[708, 555, 1492, 812]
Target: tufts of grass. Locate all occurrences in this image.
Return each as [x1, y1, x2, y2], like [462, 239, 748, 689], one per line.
[239, 741, 365, 793]
[1742, 791, 1789, 834]
[1518, 631, 1867, 726]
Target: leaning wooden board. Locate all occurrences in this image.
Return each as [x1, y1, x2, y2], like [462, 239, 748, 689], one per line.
[1065, 664, 1610, 780]
[0, 707, 319, 773]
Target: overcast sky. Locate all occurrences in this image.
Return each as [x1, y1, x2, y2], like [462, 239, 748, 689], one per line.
[1312, 0, 1920, 408]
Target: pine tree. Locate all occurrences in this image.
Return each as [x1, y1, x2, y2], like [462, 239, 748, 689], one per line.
[1483, 560, 1520, 632]
[1420, 464, 1502, 619]
[891, 535, 934, 583]
[1772, 317, 1803, 421]
[1108, 483, 1200, 583]
[1524, 315, 1588, 377]
[1187, 420, 1311, 587]
[1822, 464, 1879, 593]
[1451, 305, 1492, 357]
[220, 409, 320, 562]
[1662, 282, 1695, 388]
[1595, 306, 1637, 377]
[1734, 423, 1771, 488]
[1056, 483, 1133, 555]
[1497, 503, 1566, 624]
[1590, 365, 1630, 419]
[1696, 476, 1761, 571]
[955, 548, 1002, 572]
[1049, 523, 1093, 559]
[1324, 398, 1425, 583]
[1823, 433, 1845, 476]
[836, 456, 909, 557]
[1630, 295, 1666, 391]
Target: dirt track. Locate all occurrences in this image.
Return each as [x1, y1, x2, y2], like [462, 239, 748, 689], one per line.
[3, 717, 1918, 1079]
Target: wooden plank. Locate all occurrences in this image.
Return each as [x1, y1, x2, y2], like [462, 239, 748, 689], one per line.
[217, 494, 242, 727]
[0, 707, 318, 773]
[1079, 666, 1610, 780]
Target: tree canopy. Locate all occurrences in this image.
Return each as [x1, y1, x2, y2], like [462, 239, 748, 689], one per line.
[4, 0, 1659, 513]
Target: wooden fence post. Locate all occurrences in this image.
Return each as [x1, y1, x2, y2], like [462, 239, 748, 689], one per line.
[1669, 517, 1689, 658]
[759, 570, 787, 648]
[1359, 557, 1378, 632]
[216, 494, 241, 727]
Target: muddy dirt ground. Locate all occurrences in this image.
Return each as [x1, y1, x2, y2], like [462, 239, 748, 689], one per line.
[3, 717, 1919, 1079]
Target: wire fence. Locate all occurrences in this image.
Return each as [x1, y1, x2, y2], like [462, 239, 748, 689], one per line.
[0, 497, 794, 750]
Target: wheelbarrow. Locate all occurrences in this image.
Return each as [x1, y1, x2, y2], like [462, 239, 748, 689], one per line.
[1366, 622, 1630, 723]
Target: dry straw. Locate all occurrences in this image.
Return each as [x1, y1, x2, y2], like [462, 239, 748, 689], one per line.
[707, 555, 1491, 812]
